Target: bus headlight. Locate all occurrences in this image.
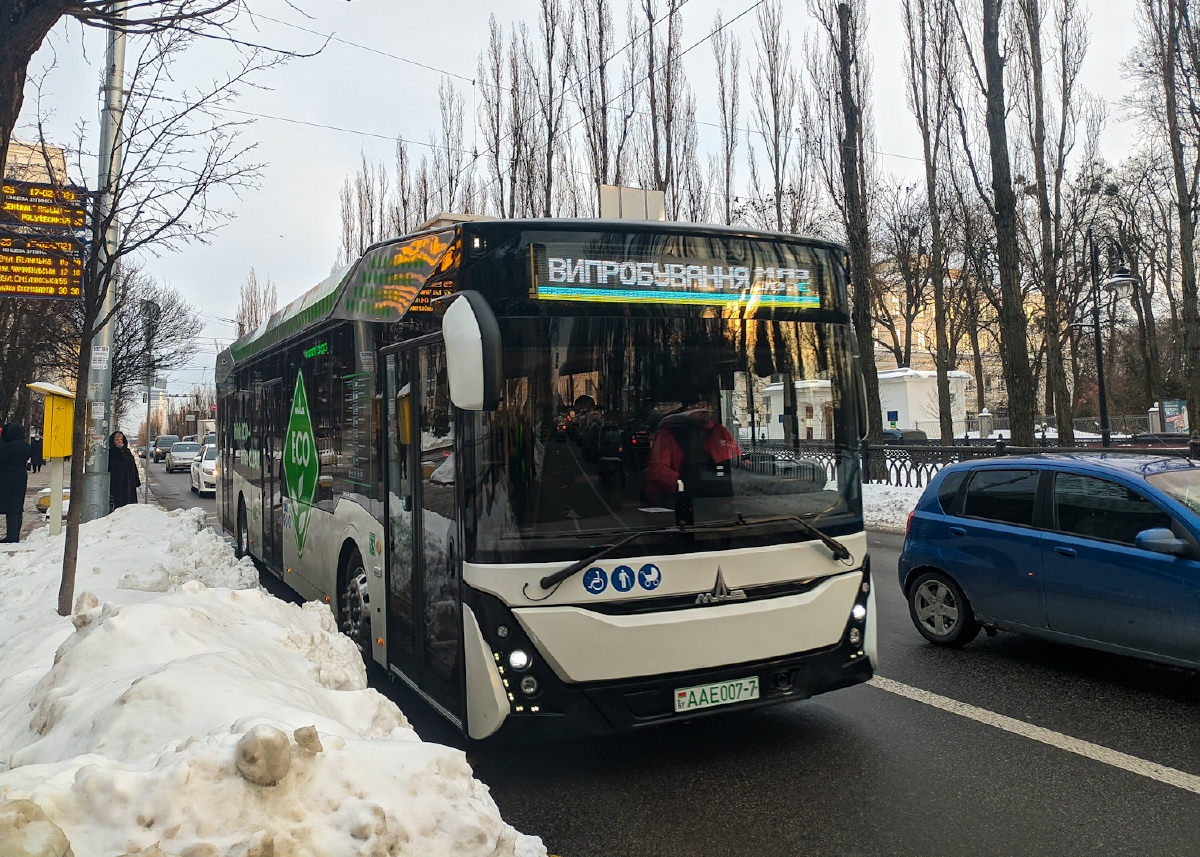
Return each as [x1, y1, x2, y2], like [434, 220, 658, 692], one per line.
[508, 649, 531, 671]
[851, 604, 867, 621]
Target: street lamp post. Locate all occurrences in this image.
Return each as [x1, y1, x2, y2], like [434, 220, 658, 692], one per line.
[1086, 227, 1138, 449]
[1088, 228, 1112, 448]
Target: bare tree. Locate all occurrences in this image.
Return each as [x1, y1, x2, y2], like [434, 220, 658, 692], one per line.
[336, 154, 391, 266]
[1132, 0, 1200, 424]
[944, 0, 1036, 445]
[527, 0, 574, 216]
[903, 0, 956, 444]
[874, 181, 933, 368]
[1012, 0, 1091, 444]
[710, 12, 740, 225]
[45, 24, 273, 615]
[807, 0, 884, 444]
[235, 267, 277, 337]
[0, 0, 244, 171]
[430, 78, 470, 215]
[569, 0, 639, 210]
[751, 0, 799, 233]
[637, 0, 688, 214]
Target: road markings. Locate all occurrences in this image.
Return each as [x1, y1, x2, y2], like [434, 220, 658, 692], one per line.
[869, 675, 1200, 796]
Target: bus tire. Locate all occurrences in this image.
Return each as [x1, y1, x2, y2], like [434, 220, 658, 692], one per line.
[235, 499, 249, 560]
[338, 545, 372, 660]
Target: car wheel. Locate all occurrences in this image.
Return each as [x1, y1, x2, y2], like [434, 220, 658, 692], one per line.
[190, 480, 198, 493]
[235, 501, 249, 559]
[907, 570, 981, 647]
[338, 547, 372, 661]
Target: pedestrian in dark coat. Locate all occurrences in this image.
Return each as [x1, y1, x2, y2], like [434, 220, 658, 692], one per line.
[29, 432, 44, 473]
[108, 431, 141, 509]
[0, 423, 32, 542]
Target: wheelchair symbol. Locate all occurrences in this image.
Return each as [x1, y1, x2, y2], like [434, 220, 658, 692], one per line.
[582, 567, 608, 594]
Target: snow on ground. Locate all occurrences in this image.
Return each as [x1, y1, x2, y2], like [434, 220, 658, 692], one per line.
[0, 504, 545, 857]
[862, 482, 923, 534]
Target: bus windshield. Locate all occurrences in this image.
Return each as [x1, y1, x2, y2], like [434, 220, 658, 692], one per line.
[467, 316, 862, 563]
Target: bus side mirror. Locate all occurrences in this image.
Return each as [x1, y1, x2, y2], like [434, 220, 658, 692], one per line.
[441, 290, 502, 411]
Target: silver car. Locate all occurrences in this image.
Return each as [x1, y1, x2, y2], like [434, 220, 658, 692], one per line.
[165, 441, 202, 473]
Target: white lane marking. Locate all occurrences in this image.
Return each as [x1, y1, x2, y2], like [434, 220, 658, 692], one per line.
[869, 675, 1200, 796]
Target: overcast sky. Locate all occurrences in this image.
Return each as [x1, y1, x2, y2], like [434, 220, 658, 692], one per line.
[23, 0, 1140, 390]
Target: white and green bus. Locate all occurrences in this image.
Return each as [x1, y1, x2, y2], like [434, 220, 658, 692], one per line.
[215, 218, 875, 740]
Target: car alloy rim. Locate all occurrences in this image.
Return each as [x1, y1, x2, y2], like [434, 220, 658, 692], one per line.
[340, 567, 371, 655]
[914, 579, 960, 636]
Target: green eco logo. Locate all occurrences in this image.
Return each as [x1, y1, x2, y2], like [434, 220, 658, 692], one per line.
[283, 371, 319, 556]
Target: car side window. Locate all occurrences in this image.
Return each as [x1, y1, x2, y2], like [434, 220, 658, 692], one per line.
[962, 469, 1039, 526]
[936, 471, 968, 514]
[1052, 473, 1173, 546]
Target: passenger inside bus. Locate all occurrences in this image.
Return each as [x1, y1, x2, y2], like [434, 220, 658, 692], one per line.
[644, 388, 741, 506]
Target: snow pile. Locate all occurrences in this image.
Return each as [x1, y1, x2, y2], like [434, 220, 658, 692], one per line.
[862, 483, 923, 533]
[0, 504, 544, 857]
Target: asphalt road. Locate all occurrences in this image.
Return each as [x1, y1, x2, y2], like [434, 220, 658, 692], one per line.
[146, 471, 1200, 856]
[143, 455, 217, 524]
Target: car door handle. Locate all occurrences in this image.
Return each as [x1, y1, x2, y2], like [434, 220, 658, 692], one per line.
[1054, 546, 1077, 558]
[948, 526, 966, 536]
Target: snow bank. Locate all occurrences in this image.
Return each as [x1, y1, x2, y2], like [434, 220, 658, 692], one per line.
[862, 483, 923, 533]
[0, 504, 544, 857]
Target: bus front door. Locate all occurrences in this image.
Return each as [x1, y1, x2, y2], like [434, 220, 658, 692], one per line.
[383, 343, 463, 724]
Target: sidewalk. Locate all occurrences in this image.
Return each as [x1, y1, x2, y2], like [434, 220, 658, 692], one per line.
[16, 456, 156, 540]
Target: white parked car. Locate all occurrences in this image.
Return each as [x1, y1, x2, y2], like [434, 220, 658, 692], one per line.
[165, 441, 201, 473]
[191, 443, 217, 496]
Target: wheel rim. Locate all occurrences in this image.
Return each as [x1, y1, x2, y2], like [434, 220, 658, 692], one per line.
[914, 579, 960, 637]
[340, 562, 371, 656]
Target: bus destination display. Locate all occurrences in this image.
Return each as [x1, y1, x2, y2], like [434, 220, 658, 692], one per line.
[0, 236, 84, 299]
[534, 243, 822, 309]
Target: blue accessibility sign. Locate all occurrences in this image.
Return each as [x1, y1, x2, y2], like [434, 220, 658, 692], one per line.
[582, 566, 608, 594]
[612, 565, 635, 592]
[638, 563, 662, 591]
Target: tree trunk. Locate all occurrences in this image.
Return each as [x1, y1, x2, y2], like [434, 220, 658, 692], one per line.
[982, 0, 1035, 445]
[1158, 0, 1200, 423]
[836, 3, 883, 446]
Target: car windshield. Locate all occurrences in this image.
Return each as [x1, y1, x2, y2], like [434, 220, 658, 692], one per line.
[1146, 468, 1200, 514]
[203, 445, 217, 460]
[158, 436, 179, 446]
[171, 443, 200, 455]
[467, 316, 862, 563]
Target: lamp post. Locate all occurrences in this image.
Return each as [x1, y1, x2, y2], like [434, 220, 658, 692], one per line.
[1087, 227, 1138, 448]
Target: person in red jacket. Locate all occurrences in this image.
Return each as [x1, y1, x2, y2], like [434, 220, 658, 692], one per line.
[644, 394, 741, 506]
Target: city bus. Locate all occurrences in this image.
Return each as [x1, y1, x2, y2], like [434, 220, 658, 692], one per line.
[214, 217, 875, 740]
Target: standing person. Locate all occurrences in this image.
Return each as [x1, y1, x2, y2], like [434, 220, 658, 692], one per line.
[108, 431, 141, 509]
[0, 424, 32, 543]
[29, 431, 44, 474]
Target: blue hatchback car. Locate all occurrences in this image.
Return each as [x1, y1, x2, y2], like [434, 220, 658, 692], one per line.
[898, 454, 1200, 669]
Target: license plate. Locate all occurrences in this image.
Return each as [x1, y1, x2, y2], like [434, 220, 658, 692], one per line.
[674, 676, 760, 713]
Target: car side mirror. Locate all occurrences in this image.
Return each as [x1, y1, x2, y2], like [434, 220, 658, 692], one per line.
[1134, 527, 1187, 557]
[441, 290, 502, 411]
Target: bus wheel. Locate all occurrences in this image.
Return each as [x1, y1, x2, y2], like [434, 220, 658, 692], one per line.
[235, 500, 249, 559]
[339, 548, 371, 658]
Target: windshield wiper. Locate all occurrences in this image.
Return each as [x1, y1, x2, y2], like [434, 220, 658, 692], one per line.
[736, 514, 851, 561]
[538, 519, 746, 590]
